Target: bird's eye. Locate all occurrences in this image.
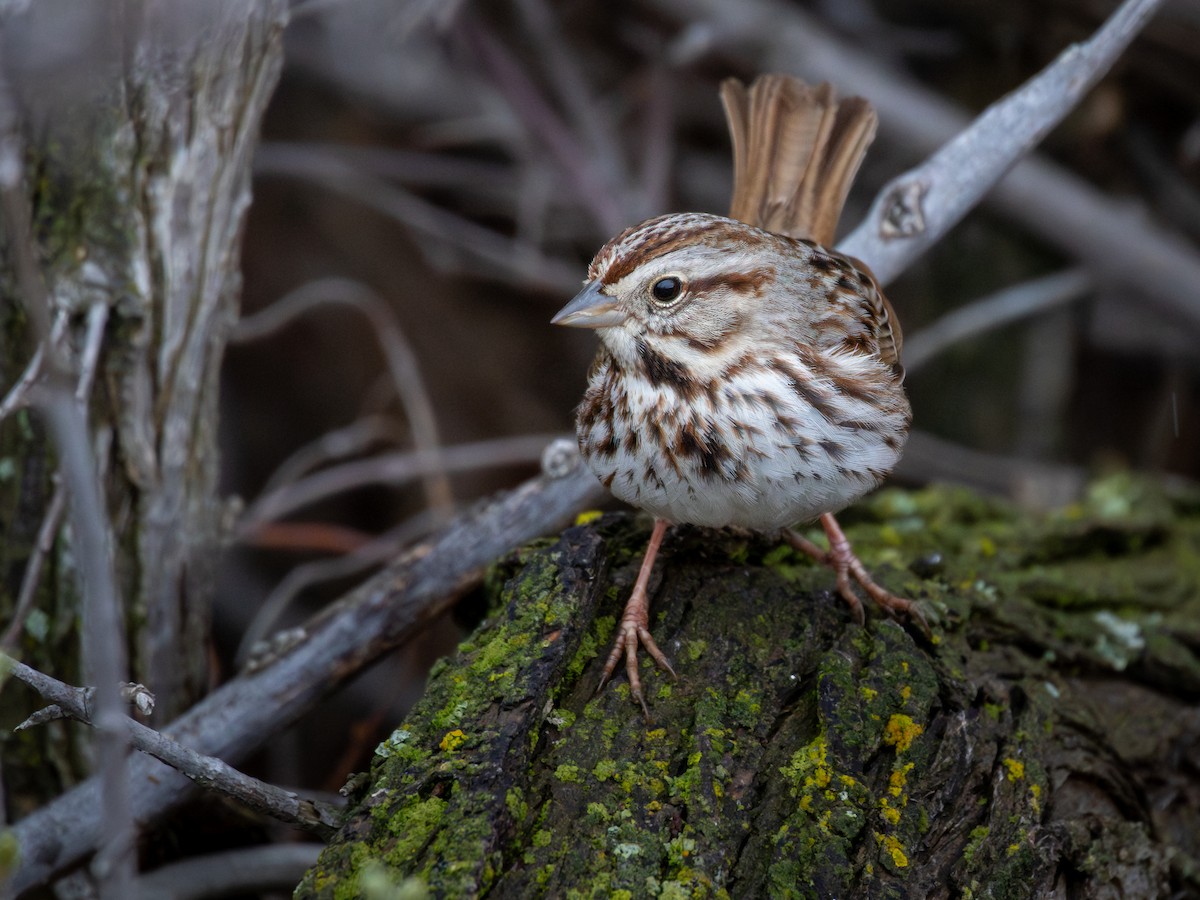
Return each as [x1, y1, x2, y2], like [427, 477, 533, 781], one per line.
[650, 276, 684, 305]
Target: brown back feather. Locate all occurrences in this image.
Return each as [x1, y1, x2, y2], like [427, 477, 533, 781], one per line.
[721, 74, 903, 373]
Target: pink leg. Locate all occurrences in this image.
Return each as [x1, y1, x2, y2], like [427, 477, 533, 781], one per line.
[785, 513, 930, 636]
[598, 518, 677, 716]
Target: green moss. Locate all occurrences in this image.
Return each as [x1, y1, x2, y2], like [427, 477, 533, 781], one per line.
[555, 764, 583, 784]
[301, 478, 1200, 898]
[962, 826, 990, 865]
[0, 830, 18, 883]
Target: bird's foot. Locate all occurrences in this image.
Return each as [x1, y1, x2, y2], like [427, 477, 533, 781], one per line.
[785, 513, 930, 637]
[595, 518, 677, 718]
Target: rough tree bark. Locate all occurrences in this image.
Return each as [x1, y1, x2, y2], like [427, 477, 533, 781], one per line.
[0, 0, 285, 812]
[299, 476, 1200, 898]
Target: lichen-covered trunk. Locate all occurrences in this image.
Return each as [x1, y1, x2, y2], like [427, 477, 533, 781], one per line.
[0, 0, 286, 808]
[299, 479, 1200, 899]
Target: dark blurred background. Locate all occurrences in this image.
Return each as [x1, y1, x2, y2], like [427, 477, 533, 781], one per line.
[215, 0, 1200, 796]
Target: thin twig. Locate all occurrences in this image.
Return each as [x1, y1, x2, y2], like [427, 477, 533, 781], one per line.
[0, 60, 135, 896]
[236, 509, 443, 666]
[636, 67, 675, 220]
[75, 300, 109, 402]
[130, 844, 324, 900]
[253, 145, 580, 292]
[902, 269, 1094, 374]
[238, 433, 562, 536]
[0, 343, 45, 422]
[234, 278, 454, 517]
[256, 141, 513, 190]
[2, 481, 66, 650]
[0, 308, 70, 422]
[896, 429, 1088, 509]
[6, 657, 341, 837]
[258, 415, 409, 495]
[513, 0, 633, 220]
[4, 300, 111, 650]
[457, 17, 627, 234]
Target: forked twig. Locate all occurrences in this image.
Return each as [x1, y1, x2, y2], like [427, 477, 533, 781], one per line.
[7, 657, 341, 837]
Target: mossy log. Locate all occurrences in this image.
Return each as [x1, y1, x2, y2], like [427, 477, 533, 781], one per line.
[299, 477, 1200, 899]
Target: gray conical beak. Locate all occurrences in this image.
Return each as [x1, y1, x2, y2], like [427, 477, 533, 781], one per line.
[551, 281, 628, 329]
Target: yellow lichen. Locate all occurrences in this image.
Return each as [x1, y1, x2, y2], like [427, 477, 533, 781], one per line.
[439, 729, 466, 751]
[876, 832, 909, 868]
[574, 510, 604, 526]
[1003, 758, 1025, 781]
[889, 762, 914, 797]
[883, 714, 924, 753]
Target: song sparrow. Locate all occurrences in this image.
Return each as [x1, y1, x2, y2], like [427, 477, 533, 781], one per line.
[553, 75, 927, 714]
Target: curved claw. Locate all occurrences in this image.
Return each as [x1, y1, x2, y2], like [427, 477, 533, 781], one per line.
[597, 617, 677, 718]
[784, 514, 930, 638]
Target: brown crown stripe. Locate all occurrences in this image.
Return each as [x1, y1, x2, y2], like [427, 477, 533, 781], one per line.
[600, 219, 730, 283]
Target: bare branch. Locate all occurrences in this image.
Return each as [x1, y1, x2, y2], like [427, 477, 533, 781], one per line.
[238, 433, 563, 535]
[0, 345, 44, 421]
[0, 56, 135, 895]
[840, 0, 1165, 282]
[258, 415, 410, 495]
[131, 844, 324, 900]
[254, 144, 580, 293]
[6, 658, 341, 837]
[512, 0, 636, 219]
[7, 456, 606, 894]
[655, 0, 1200, 332]
[457, 16, 627, 233]
[2, 481, 66, 650]
[236, 509, 442, 667]
[896, 430, 1088, 511]
[234, 278, 454, 516]
[902, 269, 1094, 374]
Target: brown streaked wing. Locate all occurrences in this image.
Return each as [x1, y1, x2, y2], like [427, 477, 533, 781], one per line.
[846, 254, 903, 376]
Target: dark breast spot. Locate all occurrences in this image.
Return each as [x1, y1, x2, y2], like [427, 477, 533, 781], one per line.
[675, 419, 733, 479]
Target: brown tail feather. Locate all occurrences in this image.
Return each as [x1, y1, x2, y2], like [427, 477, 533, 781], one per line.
[721, 76, 877, 245]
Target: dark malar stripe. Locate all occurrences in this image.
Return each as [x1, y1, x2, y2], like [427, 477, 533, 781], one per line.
[636, 340, 696, 398]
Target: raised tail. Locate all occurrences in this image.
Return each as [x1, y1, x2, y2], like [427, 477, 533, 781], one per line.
[721, 75, 877, 245]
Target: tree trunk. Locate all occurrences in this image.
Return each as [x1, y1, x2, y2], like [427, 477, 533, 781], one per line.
[0, 0, 286, 808]
[298, 478, 1200, 898]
